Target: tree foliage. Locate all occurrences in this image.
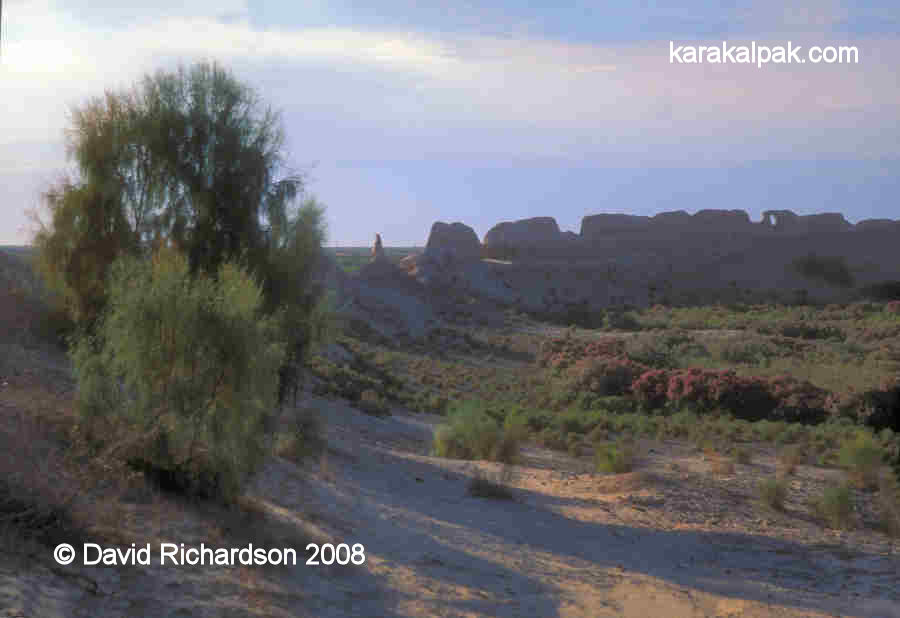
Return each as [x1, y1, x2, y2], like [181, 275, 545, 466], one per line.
[33, 61, 328, 497]
[32, 179, 137, 326]
[72, 248, 285, 500]
[33, 61, 323, 336]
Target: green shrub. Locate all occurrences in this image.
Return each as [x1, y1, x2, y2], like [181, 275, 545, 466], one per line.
[595, 439, 636, 474]
[666, 410, 699, 439]
[814, 485, 854, 529]
[631, 414, 659, 438]
[838, 431, 884, 489]
[756, 420, 787, 442]
[757, 477, 788, 511]
[505, 406, 553, 433]
[71, 249, 285, 501]
[556, 408, 590, 435]
[604, 412, 630, 436]
[433, 401, 523, 463]
[592, 396, 637, 415]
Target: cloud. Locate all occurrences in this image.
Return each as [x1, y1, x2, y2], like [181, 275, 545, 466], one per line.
[2, 1, 899, 244]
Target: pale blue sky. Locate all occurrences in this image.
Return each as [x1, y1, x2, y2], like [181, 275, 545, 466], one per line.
[1, 1, 898, 245]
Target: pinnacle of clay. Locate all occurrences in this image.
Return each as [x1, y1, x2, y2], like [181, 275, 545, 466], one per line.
[372, 233, 385, 262]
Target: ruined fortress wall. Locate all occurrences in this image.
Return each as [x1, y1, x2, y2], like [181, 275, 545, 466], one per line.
[423, 208, 900, 310]
[479, 209, 894, 254]
[477, 209, 898, 254]
[482, 216, 568, 249]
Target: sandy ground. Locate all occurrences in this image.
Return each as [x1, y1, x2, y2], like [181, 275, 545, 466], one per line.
[3, 394, 900, 617]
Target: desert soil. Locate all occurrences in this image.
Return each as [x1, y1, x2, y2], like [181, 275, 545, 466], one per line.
[3, 387, 900, 618]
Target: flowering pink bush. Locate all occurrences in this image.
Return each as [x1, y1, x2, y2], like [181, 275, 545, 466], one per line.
[630, 367, 827, 422]
[657, 368, 773, 420]
[886, 300, 900, 315]
[543, 334, 841, 425]
[632, 369, 671, 409]
[666, 368, 712, 406]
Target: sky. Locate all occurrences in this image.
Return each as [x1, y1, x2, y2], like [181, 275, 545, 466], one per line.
[1, 1, 898, 246]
